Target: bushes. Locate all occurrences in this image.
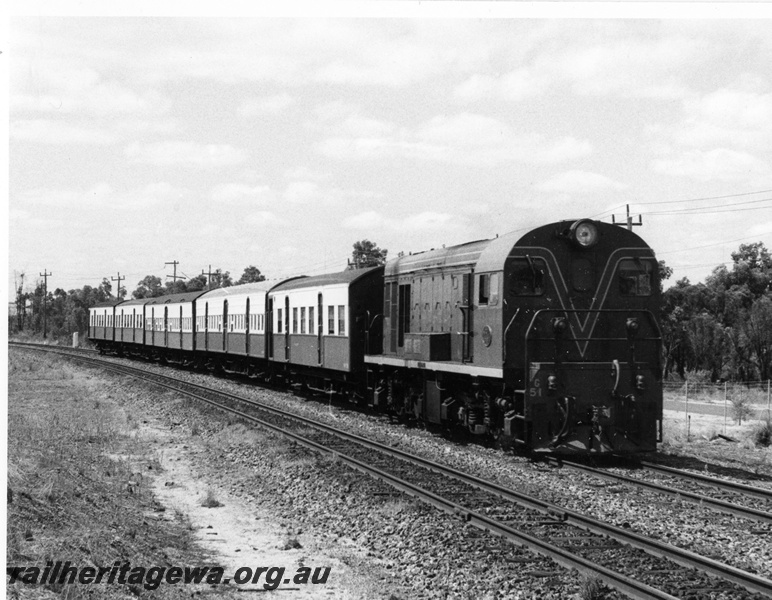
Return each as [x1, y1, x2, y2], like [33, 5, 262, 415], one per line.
[752, 420, 772, 447]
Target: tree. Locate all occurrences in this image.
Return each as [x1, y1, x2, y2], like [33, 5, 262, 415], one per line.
[13, 271, 27, 332]
[237, 266, 266, 285]
[657, 259, 673, 293]
[740, 294, 772, 380]
[132, 275, 164, 299]
[185, 274, 208, 292]
[349, 240, 387, 269]
[209, 269, 233, 289]
[164, 279, 188, 295]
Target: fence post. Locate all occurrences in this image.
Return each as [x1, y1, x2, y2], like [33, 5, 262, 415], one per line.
[685, 380, 689, 425]
[684, 379, 689, 434]
[724, 381, 727, 434]
[767, 380, 770, 421]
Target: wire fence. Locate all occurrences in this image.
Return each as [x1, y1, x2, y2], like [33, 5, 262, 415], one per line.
[663, 379, 772, 430]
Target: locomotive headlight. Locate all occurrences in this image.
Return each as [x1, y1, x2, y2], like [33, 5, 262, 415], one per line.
[570, 220, 599, 248]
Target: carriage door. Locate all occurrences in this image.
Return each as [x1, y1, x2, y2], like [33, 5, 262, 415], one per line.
[164, 306, 169, 347]
[267, 298, 274, 359]
[223, 299, 229, 353]
[245, 297, 251, 355]
[204, 302, 209, 351]
[179, 306, 183, 350]
[317, 293, 324, 365]
[284, 297, 290, 361]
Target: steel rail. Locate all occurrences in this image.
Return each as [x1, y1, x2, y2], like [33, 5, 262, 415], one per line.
[639, 461, 772, 502]
[13, 343, 772, 598]
[548, 458, 772, 525]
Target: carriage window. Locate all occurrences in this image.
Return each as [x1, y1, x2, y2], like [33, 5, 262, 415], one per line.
[338, 305, 346, 336]
[508, 258, 545, 296]
[328, 306, 335, 334]
[293, 308, 298, 334]
[277, 308, 283, 333]
[300, 307, 306, 334]
[619, 259, 654, 296]
[309, 307, 314, 335]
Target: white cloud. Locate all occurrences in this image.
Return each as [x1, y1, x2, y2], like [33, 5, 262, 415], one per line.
[245, 211, 285, 227]
[549, 34, 698, 100]
[453, 68, 550, 103]
[536, 170, 628, 194]
[11, 119, 117, 145]
[13, 182, 186, 212]
[211, 183, 273, 205]
[673, 81, 772, 150]
[343, 210, 454, 233]
[124, 142, 248, 167]
[284, 181, 320, 204]
[650, 78, 772, 183]
[282, 166, 331, 182]
[237, 94, 296, 117]
[342, 211, 388, 230]
[319, 112, 592, 166]
[652, 149, 771, 182]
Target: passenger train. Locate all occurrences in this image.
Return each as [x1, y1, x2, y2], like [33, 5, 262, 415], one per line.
[89, 219, 663, 454]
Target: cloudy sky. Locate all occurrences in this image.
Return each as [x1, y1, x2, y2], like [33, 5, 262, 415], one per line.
[8, 5, 772, 298]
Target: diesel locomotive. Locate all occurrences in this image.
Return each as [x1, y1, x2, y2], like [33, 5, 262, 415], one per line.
[90, 218, 663, 454]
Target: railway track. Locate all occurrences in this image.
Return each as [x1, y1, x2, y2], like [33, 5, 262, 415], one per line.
[547, 457, 772, 525]
[12, 342, 772, 599]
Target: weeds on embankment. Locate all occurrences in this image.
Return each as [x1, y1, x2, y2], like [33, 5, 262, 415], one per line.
[6, 351, 225, 599]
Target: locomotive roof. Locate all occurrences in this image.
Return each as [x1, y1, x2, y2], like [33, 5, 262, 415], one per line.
[386, 219, 654, 276]
[475, 219, 654, 273]
[271, 266, 382, 292]
[384, 239, 492, 277]
[144, 290, 208, 305]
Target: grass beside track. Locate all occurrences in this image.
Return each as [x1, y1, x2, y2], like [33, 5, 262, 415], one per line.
[6, 350, 234, 599]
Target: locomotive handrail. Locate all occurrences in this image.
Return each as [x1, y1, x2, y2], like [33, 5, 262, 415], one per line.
[502, 308, 520, 364]
[523, 308, 663, 341]
[522, 308, 662, 391]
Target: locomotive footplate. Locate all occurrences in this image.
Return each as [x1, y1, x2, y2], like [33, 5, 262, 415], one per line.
[526, 361, 660, 454]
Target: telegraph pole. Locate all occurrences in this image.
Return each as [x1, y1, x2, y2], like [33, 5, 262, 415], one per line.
[111, 272, 126, 299]
[165, 260, 186, 290]
[201, 265, 213, 289]
[612, 204, 643, 231]
[39, 270, 52, 339]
